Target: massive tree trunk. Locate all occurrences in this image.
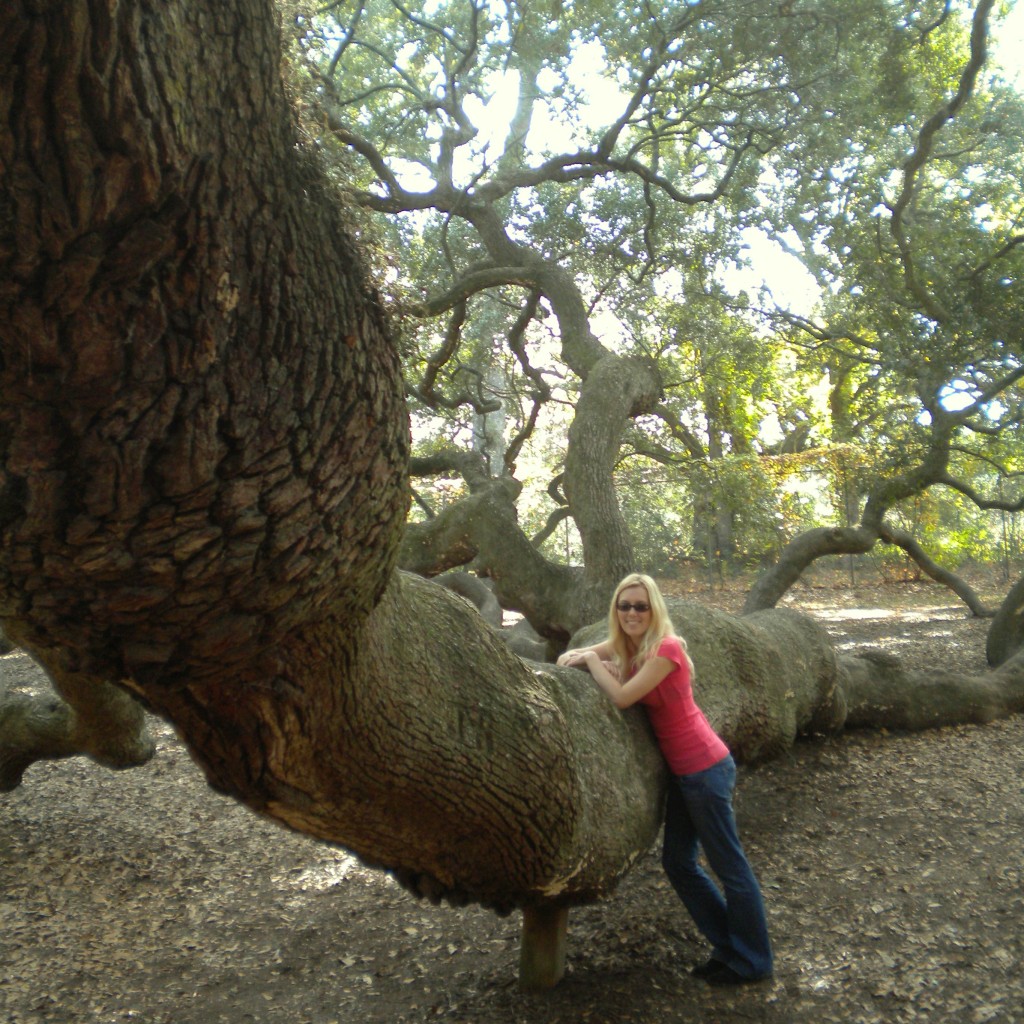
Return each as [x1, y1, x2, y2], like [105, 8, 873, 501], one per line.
[1, 0, 670, 920]
[125, 569, 668, 912]
[1, 0, 410, 668]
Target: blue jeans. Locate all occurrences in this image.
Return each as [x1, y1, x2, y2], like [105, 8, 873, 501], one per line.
[662, 755, 773, 979]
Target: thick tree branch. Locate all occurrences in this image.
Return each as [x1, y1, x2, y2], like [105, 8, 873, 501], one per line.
[408, 448, 493, 491]
[398, 479, 585, 639]
[0, 654, 155, 791]
[839, 647, 1024, 731]
[742, 526, 879, 614]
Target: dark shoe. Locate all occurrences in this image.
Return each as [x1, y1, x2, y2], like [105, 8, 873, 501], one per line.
[704, 963, 772, 986]
[691, 957, 726, 978]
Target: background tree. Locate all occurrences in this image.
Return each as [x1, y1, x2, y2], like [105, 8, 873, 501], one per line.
[303, 0, 1024, 640]
[304, 0, 913, 634]
[743, 0, 1024, 615]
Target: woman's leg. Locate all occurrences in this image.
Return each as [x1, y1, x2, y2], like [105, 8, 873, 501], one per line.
[662, 776, 731, 960]
[677, 756, 773, 978]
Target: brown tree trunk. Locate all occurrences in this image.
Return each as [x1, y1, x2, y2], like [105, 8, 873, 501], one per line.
[986, 575, 1024, 667]
[563, 354, 663, 621]
[1, 0, 668, 916]
[0, 0, 409, 681]
[121, 570, 667, 912]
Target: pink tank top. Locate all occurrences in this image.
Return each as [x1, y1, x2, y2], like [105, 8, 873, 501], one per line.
[636, 636, 729, 776]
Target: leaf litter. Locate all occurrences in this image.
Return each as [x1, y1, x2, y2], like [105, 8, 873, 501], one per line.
[1, 590, 1023, 1024]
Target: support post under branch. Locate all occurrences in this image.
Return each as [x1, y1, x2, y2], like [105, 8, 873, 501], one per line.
[519, 905, 569, 990]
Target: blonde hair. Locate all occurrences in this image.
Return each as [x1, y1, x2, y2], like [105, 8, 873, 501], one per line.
[607, 573, 693, 678]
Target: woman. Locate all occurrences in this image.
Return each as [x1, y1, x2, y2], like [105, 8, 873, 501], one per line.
[557, 573, 774, 986]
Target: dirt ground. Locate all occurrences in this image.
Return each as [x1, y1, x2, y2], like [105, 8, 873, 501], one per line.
[2, 576, 1023, 1024]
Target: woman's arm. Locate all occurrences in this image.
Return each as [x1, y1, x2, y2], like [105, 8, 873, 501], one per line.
[576, 651, 673, 709]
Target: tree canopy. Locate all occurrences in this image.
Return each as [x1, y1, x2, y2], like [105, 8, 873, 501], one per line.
[291, 0, 1023, 639]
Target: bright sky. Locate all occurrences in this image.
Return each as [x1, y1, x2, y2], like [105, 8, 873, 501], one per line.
[994, 2, 1024, 85]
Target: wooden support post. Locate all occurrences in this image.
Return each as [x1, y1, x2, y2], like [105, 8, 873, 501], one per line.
[519, 905, 569, 990]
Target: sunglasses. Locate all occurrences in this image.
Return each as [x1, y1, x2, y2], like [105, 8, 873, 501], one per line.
[616, 601, 651, 613]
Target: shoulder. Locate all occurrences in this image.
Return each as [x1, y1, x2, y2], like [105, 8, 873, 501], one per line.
[655, 635, 686, 663]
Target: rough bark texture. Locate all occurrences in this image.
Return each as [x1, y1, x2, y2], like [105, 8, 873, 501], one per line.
[838, 648, 1024, 730]
[133, 569, 666, 912]
[0, 0, 409, 678]
[1, 0, 669, 914]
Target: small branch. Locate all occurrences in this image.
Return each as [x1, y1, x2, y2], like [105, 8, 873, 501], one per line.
[877, 524, 993, 617]
[531, 506, 573, 548]
[405, 266, 543, 318]
[505, 397, 543, 473]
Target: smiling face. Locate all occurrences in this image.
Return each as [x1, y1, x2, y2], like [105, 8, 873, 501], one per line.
[615, 584, 652, 643]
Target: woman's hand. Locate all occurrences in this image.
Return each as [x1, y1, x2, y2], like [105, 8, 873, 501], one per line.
[556, 649, 589, 668]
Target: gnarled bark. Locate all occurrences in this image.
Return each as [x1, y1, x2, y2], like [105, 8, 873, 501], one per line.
[839, 648, 1024, 730]
[111, 570, 667, 912]
[1, 0, 667, 921]
[0, 655, 154, 791]
[986, 575, 1024, 667]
